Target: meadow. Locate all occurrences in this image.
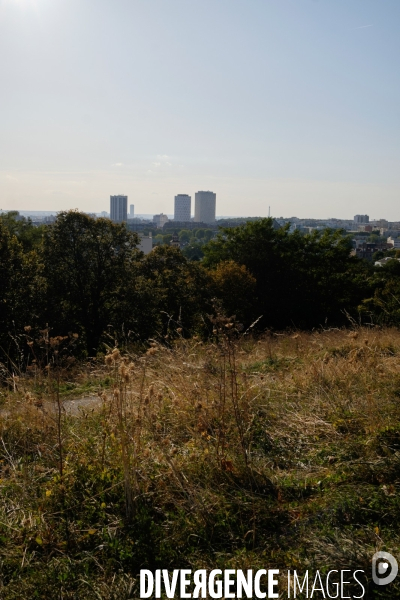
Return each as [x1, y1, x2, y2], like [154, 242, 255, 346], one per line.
[0, 325, 399, 598]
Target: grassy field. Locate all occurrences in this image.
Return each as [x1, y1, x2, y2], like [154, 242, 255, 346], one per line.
[0, 325, 400, 598]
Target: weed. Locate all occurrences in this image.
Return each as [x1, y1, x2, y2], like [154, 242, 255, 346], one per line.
[0, 327, 399, 596]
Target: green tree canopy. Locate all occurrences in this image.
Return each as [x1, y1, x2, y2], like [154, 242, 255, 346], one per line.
[361, 260, 400, 326]
[41, 211, 143, 354]
[368, 233, 383, 243]
[208, 260, 257, 325]
[139, 245, 209, 337]
[0, 211, 46, 252]
[162, 234, 172, 245]
[178, 229, 191, 243]
[0, 220, 40, 361]
[181, 241, 204, 261]
[203, 218, 370, 329]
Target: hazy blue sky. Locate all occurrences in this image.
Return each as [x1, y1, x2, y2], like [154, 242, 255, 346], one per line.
[1, 0, 399, 218]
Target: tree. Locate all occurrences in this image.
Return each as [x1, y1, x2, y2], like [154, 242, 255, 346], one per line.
[178, 230, 191, 243]
[372, 250, 385, 261]
[203, 219, 369, 329]
[41, 211, 143, 355]
[181, 241, 204, 261]
[139, 245, 210, 337]
[208, 260, 257, 325]
[0, 220, 40, 362]
[368, 233, 382, 243]
[0, 211, 46, 252]
[162, 234, 172, 245]
[361, 261, 400, 326]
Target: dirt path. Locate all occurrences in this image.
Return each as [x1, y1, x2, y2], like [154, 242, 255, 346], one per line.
[0, 394, 103, 419]
[60, 394, 102, 415]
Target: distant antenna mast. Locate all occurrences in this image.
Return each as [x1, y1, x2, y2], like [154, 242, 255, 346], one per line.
[268, 206, 270, 217]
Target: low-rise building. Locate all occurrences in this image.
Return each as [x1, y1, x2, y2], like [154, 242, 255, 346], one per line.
[381, 229, 400, 237]
[153, 213, 169, 228]
[127, 220, 152, 233]
[375, 257, 400, 267]
[163, 221, 212, 231]
[352, 242, 391, 261]
[139, 233, 152, 255]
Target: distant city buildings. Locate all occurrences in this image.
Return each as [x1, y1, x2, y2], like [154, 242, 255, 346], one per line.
[138, 233, 153, 255]
[174, 194, 191, 222]
[43, 215, 56, 224]
[17, 198, 400, 268]
[376, 219, 389, 228]
[170, 232, 180, 249]
[375, 256, 400, 267]
[110, 195, 128, 222]
[387, 236, 400, 249]
[163, 220, 211, 231]
[352, 242, 392, 260]
[354, 214, 369, 224]
[194, 191, 216, 224]
[153, 213, 169, 228]
[127, 220, 152, 233]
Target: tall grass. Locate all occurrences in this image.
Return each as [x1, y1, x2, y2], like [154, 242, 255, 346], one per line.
[0, 327, 400, 597]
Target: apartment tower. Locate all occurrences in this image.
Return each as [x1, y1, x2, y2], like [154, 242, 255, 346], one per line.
[194, 191, 216, 224]
[174, 194, 191, 222]
[110, 195, 128, 222]
[354, 214, 369, 224]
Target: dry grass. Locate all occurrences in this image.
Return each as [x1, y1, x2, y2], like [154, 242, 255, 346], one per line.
[0, 326, 400, 597]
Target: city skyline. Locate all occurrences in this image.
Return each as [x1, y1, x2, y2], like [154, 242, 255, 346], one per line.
[9, 206, 400, 227]
[1, 1, 400, 219]
[5, 204, 400, 224]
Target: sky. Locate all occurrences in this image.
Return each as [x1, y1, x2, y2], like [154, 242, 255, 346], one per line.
[0, 0, 399, 219]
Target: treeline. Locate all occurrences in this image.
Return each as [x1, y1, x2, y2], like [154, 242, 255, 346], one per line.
[146, 227, 215, 260]
[1, 210, 400, 359]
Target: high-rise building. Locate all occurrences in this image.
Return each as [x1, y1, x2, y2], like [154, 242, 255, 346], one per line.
[129, 204, 134, 218]
[194, 191, 216, 224]
[174, 194, 191, 222]
[110, 195, 128, 222]
[354, 214, 369, 224]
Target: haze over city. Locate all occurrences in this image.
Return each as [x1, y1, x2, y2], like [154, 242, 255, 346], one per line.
[1, 0, 399, 219]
